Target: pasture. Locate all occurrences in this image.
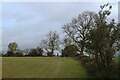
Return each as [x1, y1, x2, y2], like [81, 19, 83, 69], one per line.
[2, 57, 87, 78]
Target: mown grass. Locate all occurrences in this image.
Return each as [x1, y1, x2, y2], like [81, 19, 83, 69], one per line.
[2, 57, 87, 78]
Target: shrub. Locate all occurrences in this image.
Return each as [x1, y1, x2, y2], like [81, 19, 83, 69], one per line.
[85, 62, 119, 78]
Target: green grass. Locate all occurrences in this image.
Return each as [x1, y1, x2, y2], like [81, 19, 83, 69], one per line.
[2, 57, 87, 78]
[114, 56, 120, 63]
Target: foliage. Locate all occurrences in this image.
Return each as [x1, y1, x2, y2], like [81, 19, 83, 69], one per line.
[62, 44, 78, 57]
[28, 47, 43, 56]
[28, 49, 37, 56]
[37, 47, 43, 56]
[15, 52, 23, 57]
[84, 4, 120, 78]
[6, 51, 15, 56]
[8, 42, 18, 52]
[80, 56, 94, 65]
[7, 42, 18, 56]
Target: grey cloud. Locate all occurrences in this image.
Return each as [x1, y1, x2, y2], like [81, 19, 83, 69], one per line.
[2, 2, 118, 51]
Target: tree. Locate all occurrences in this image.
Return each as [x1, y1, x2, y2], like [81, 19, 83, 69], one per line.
[37, 47, 43, 56]
[62, 36, 72, 46]
[62, 44, 78, 57]
[8, 42, 18, 52]
[28, 47, 43, 56]
[28, 48, 38, 56]
[63, 11, 96, 55]
[15, 52, 23, 57]
[86, 4, 120, 77]
[40, 31, 60, 56]
[15, 49, 23, 57]
[7, 42, 18, 56]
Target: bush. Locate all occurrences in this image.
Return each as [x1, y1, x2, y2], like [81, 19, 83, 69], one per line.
[15, 52, 23, 57]
[79, 56, 119, 78]
[79, 56, 95, 65]
[84, 62, 119, 78]
[103, 62, 119, 78]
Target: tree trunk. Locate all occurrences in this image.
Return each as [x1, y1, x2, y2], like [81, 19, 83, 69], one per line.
[80, 47, 84, 55]
[51, 47, 54, 57]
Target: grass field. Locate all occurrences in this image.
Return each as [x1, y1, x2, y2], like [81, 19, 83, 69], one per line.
[2, 57, 87, 78]
[114, 56, 120, 63]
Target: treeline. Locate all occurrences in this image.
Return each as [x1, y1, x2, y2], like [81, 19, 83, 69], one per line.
[2, 42, 79, 57]
[2, 46, 44, 57]
[2, 4, 120, 78]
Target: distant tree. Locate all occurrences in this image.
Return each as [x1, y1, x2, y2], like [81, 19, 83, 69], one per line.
[47, 52, 53, 57]
[15, 52, 23, 57]
[63, 11, 96, 55]
[6, 51, 14, 56]
[36, 47, 43, 56]
[62, 44, 78, 57]
[7, 42, 18, 56]
[8, 42, 18, 52]
[28, 48, 38, 56]
[27, 47, 43, 56]
[40, 31, 60, 56]
[15, 49, 23, 57]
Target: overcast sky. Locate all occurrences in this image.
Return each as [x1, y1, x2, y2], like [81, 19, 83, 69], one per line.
[1, 1, 118, 51]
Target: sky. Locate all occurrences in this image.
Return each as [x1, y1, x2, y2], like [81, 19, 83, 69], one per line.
[1, 1, 119, 52]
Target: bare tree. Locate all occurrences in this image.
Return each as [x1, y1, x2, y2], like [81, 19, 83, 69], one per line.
[40, 31, 60, 56]
[63, 11, 96, 55]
